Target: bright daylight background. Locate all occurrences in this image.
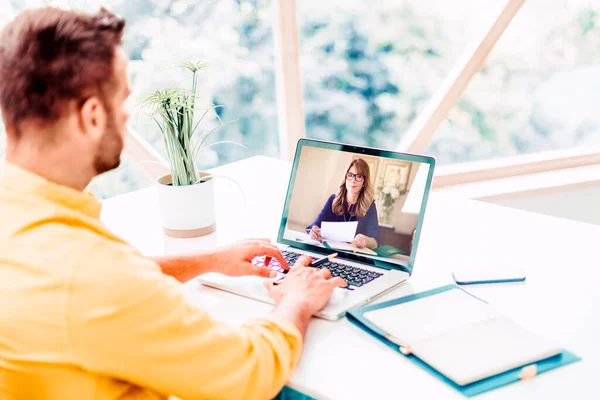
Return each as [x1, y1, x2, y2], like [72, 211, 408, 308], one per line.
[0, 0, 599, 199]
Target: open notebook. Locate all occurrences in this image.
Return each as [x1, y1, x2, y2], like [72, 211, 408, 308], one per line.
[363, 289, 561, 386]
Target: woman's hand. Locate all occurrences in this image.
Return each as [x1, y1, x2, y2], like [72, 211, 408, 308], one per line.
[351, 234, 368, 248]
[309, 225, 322, 241]
[351, 234, 378, 250]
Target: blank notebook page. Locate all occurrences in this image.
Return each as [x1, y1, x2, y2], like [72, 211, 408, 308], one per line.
[364, 289, 561, 386]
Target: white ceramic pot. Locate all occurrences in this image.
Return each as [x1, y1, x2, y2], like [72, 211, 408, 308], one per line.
[156, 172, 216, 238]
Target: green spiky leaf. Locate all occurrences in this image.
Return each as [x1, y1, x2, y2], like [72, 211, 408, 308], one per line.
[138, 62, 242, 186]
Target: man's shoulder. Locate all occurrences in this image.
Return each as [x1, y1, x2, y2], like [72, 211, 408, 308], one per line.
[0, 192, 54, 236]
[0, 205, 108, 272]
[4, 214, 116, 255]
[69, 236, 164, 308]
[0, 192, 107, 241]
[77, 236, 160, 279]
[4, 207, 159, 282]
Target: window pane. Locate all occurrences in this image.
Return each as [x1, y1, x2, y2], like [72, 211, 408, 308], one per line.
[87, 156, 155, 199]
[1, 0, 278, 197]
[122, 0, 278, 170]
[297, 0, 505, 149]
[427, 0, 600, 164]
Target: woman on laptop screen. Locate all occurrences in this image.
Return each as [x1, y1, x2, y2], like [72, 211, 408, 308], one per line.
[307, 158, 380, 250]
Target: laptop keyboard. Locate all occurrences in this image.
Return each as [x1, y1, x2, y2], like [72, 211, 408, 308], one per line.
[252, 250, 383, 288]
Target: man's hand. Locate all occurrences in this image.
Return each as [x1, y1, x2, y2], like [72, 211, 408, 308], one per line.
[211, 239, 290, 278]
[153, 239, 288, 283]
[264, 256, 346, 335]
[308, 225, 322, 241]
[351, 234, 368, 248]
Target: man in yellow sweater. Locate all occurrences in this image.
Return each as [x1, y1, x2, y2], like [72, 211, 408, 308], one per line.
[0, 7, 345, 400]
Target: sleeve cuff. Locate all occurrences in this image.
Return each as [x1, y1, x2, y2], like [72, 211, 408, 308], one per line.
[244, 314, 304, 367]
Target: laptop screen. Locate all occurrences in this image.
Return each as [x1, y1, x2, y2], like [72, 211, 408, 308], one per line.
[278, 139, 435, 274]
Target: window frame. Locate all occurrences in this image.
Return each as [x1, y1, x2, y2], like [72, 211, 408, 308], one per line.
[123, 0, 596, 193]
[124, 126, 170, 180]
[394, 0, 527, 156]
[273, 0, 306, 161]
[432, 147, 600, 188]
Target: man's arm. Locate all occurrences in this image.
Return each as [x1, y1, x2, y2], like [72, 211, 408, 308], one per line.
[152, 239, 289, 283]
[70, 241, 302, 400]
[152, 252, 218, 283]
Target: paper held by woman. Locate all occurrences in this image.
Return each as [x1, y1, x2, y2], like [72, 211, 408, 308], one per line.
[321, 221, 359, 242]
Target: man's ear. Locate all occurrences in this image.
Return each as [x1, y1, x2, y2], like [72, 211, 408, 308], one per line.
[79, 97, 106, 140]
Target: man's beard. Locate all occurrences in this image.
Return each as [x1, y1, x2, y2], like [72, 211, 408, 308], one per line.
[93, 111, 123, 175]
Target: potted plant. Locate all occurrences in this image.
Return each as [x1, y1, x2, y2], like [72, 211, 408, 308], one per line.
[140, 62, 229, 238]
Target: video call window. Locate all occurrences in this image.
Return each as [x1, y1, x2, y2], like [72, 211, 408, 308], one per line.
[282, 145, 430, 268]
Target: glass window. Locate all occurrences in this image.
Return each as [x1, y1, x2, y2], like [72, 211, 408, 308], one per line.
[427, 0, 600, 164]
[122, 0, 278, 170]
[297, 0, 505, 150]
[1, 0, 278, 197]
[87, 156, 156, 199]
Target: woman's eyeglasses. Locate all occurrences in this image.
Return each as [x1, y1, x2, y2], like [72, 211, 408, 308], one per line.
[346, 172, 365, 182]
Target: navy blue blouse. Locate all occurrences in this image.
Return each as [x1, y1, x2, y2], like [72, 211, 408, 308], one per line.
[308, 194, 381, 246]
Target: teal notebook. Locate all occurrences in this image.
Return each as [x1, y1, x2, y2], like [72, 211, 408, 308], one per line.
[346, 285, 580, 397]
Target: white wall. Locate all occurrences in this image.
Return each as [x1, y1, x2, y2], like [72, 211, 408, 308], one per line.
[387, 163, 420, 235]
[485, 184, 600, 226]
[287, 147, 355, 227]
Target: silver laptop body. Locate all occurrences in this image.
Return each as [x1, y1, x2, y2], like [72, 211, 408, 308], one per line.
[198, 139, 435, 320]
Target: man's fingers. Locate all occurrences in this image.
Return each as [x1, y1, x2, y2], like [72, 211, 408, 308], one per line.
[317, 267, 332, 279]
[249, 239, 279, 252]
[250, 265, 277, 278]
[253, 243, 289, 270]
[252, 238, 272, 244]
[263, 278, 276, 291]
[329, 277, 347, 288]
[248, 242, 283, 261]
[293, 255, 312, 268]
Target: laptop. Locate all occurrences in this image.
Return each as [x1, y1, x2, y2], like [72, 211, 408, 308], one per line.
[198, 138, 435, 320]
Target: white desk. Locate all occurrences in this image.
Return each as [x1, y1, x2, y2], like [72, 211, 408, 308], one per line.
[101, 156, 598, 400]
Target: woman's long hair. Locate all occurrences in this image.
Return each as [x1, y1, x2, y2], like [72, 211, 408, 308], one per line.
[332, 158, 374, 219]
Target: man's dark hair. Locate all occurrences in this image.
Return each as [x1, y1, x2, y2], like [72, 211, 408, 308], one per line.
[0, 7, 125, 131]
